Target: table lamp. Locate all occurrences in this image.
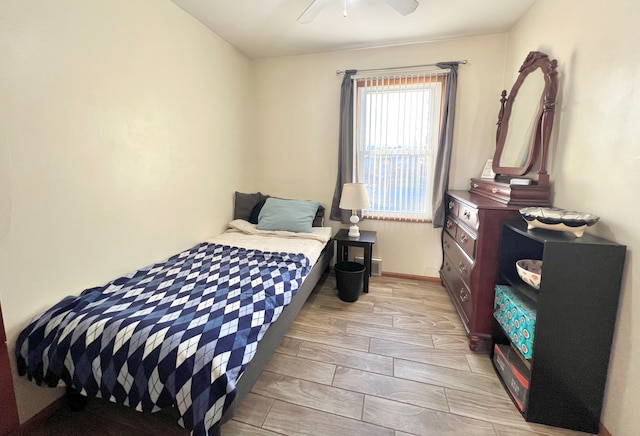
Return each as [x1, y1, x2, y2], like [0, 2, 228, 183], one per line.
[339, 183, 371, 238]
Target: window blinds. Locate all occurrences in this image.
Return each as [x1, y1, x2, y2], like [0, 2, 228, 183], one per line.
[353, 69, 446, 222]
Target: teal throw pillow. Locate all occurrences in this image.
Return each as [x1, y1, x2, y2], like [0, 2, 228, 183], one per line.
[257, 198, 320, 233]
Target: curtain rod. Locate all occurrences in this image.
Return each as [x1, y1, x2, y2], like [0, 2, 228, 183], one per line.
[336, 60, 467, 75]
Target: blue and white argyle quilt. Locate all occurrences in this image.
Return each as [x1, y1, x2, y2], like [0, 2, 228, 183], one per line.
[16, 242, 311, 435]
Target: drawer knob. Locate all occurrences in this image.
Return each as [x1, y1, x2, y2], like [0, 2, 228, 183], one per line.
[463, 210, 471, 219]
[446, 219, 453, 229]
[492, 188, 499, 193]
[460, 234, 468, 243]
[448, 200, 455, 210]
[472, 183, 479, 188]
[459, 288, 469, 302]
[458, 262, 467, 274]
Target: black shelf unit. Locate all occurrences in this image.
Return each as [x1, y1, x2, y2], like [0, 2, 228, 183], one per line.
[492, 221, 626, 434]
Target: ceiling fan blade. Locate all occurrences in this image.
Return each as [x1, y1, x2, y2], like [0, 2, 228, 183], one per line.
[298, 0, 333, 24]
[379, 0, 419, 16]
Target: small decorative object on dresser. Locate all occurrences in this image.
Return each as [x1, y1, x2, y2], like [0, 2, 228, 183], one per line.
[519, 207, 599, 237]
[492, 221, 626, 434]
[480, 159, 496, 179]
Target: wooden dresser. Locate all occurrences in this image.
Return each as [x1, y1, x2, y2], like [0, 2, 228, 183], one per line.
[440, 190, 521, 352]
[1, 304, 20, 435]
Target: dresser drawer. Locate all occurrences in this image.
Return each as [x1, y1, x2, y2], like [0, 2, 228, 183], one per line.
[458, 203, 479, 231]
[469, 178, 511, 204]
[444, 216, 457, 239]
[442, 255, 473, 324]
[442, 232, 473, 286]
[455, 224, 477, 260]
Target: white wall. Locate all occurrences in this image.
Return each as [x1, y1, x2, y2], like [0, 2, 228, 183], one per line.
[506, 1, 640, 434]
[252, 35, 508, 277]
[0, 0, 253, 422]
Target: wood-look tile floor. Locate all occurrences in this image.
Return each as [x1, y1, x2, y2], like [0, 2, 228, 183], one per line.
[17, 273, 594, 436]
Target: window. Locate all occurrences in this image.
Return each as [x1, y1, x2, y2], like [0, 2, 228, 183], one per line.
[354, 72, 445, 222]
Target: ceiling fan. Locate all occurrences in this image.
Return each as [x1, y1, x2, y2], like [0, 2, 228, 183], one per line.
[298, 0, 420, 24]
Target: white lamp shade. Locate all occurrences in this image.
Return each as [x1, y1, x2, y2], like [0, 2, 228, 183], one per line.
[339, 183, 370, 210]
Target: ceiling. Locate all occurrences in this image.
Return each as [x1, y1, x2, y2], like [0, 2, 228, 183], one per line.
[171, 0, 536, 59]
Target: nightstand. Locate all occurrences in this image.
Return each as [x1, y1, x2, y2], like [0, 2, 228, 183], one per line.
[333, 229, 377, 293]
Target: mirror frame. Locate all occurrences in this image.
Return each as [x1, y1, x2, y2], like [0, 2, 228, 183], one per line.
[492, 51, 558, 184]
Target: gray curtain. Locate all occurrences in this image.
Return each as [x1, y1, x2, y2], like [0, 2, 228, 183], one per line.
[431, 62, 459, 228]
[330, 69, 357, 223]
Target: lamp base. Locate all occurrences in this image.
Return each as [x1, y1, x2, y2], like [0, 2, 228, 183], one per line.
[347, 212, 361, 238]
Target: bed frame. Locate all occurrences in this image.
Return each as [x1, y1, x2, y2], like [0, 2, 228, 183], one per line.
[60, 237, 334, 434]
[212, 237, 334, 435]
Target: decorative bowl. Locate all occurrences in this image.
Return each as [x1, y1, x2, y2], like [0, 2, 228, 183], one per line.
[516, 259, 542, 289]
[519, 207, 599, 237]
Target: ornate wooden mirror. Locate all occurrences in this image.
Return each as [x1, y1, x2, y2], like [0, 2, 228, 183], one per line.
[493, 51, 558, 182]
[470, 51, 558, 205]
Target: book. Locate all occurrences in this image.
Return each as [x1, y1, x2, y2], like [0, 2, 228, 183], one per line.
[510, 178, 532, 185]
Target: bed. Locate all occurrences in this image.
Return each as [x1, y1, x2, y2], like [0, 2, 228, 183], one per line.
[15, 193, 334, 436]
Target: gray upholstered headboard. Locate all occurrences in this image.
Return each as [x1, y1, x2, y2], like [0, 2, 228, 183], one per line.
[233, 192, 325, 227]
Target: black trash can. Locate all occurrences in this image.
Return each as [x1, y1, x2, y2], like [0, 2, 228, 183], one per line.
[335, 261, 365, 302]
